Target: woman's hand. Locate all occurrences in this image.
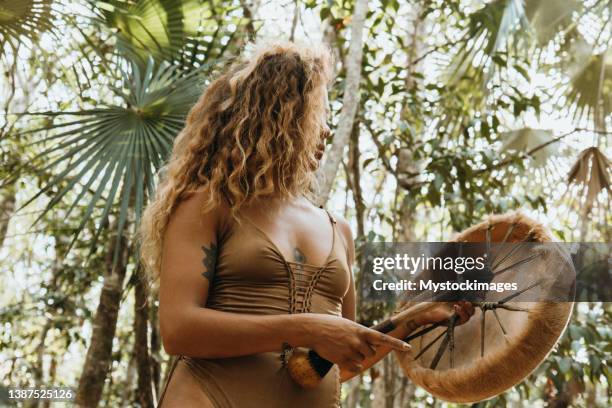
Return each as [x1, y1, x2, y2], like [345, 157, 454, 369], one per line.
[297, 314, 411, 373]
[413, 301, 475, 326]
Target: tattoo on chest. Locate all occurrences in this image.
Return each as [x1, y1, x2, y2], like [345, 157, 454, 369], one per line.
[201, 243, 218, 281]
[293, 247, 306, 265]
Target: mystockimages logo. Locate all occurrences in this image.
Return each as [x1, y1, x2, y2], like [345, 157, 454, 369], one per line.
[371, 278, 518, 293]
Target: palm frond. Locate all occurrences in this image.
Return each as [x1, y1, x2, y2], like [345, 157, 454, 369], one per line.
[12, 57, 205, 257]
[97, 0, 246, 70]
[500, 128, 557, 167]
[525, 0, 582, 46]
[98, 0, 187, 62]
[566, 50, 612, 124]
[0, 0, 55, 52]
[446, 0, 530, 83]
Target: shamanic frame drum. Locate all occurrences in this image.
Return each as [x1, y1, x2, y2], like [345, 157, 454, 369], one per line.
[395, 212, 575, 403]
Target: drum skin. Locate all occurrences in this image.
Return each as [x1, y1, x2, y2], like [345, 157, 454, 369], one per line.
[395, 212, 574, 403]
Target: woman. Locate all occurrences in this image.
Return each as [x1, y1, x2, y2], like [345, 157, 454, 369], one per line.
[140, 40, 474, 408]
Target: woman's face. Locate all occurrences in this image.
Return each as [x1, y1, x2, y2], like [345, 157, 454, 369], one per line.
[314, 87, 331, 163]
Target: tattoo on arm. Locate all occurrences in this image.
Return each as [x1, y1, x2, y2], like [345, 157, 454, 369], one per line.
[201, 243, 218, 281]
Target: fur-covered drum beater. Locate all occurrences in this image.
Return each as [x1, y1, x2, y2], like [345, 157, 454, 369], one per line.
[288, 212, 575, 403]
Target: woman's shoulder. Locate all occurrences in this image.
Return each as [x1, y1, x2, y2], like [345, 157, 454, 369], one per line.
[317, 208, 354, 267]
[307, 200, 353, 249]
[329, 212, 353, 247]
[169, 189, 232, 234]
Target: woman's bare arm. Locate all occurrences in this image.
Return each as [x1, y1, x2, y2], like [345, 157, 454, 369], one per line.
[159, 192, 313, 358]
[340, 217, 356, 322]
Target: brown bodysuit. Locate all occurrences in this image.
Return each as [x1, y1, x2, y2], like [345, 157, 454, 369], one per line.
[158, 208, 351, 408]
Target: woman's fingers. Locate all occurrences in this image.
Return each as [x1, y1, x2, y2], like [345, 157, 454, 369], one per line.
[346, 346, 366, 363]
[454, 301, 476, 325]
[464, 301, 475, 317]
[341, 358, 363, 373]
[365, 330, 411, 352]
[354, 340, 377, 359]
[453, 304, 467, 324]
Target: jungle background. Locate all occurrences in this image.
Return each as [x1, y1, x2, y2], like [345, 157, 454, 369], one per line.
[0, 0, 610, 407]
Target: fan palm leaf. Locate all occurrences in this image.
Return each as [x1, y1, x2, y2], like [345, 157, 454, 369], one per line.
[500, 128, 557, 167]
[97, 0, 244, 69]
[0, 0, 55, 53]
[99, 0, 189, 63]
[10, 57, 207, 260]
[446, 0, 587, 84]
[566, 50, 612, 124]
[524, 0, 581, 46]
[446, 0, 530, 83]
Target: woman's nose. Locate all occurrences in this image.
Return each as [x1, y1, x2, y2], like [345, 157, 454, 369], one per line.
[321, 126, 331, 141]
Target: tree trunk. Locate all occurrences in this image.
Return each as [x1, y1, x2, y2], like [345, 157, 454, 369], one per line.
[397, 376, 416, 407]
[0, 181, 16, 249]
[320, 8, 341, 78]
[372, 369, 385, 408]
[239, 0, 257, 40]
[150, 301, 162, 400]
[41, 356, 57, 408]
[397, 3, 427, 243]
[348, 123, 365, 238]
[384, 355, 397, 408]
[74, 222, 129, 407]
[316, 0, 368, 204]
[134, 267, 154, 408]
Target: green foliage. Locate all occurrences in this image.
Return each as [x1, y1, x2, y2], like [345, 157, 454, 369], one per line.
[0, 0, 55, 52]
[568, 51, 612, 123]
[98, 0, 248, 70]
[501, 128, 556, 167]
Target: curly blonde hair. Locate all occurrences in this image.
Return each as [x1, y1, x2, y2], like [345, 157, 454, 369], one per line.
[139, 40, 334, 283]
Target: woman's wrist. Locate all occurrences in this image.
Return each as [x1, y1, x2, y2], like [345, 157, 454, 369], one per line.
[282, 313, 315, 348]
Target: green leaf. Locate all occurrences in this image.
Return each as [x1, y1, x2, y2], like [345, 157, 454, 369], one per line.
[445, 0, 530, 84]
[0, 0, 55, 53]
[525, 0, 581, 46]
[558, 357, 571, 374]
[513, 63, 530, 81]
[320, 7, 331, 21]
[500, 128, 556, 167]
[566, 51, 612, 123]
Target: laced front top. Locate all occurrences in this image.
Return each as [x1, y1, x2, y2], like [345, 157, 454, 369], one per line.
[244, 208, 338, 315]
